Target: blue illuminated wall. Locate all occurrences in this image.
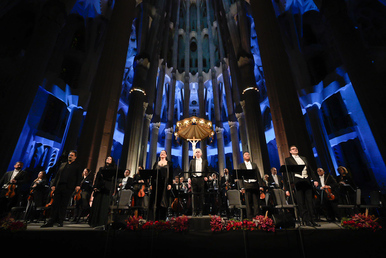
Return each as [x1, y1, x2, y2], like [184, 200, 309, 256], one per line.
[4, 0, 386, 196]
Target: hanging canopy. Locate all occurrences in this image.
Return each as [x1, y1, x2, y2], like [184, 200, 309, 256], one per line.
[174, 116, 214, 141]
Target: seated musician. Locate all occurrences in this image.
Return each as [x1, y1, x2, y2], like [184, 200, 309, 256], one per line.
[336, 166, 357, 206]
[118, 169, 133, 191]
[0, 161, 28, 216]
[24, 171, 48, 221]
[132, 166, 146, 209]
[72, 168, 93, 223]
[29, 171, 48, 207]
[314, 168, 341, 222]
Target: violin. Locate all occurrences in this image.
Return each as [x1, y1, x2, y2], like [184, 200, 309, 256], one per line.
[321, 174, 335, 201]
[74, 189, 82, 201]
[170, 189, 183, 212]
[28, 189, 34, 201]
[138, 184, 145, 197]
[324, 187, 335, 201]
[5, 184, 16, 199]
[259, 189, 266, 200]
[45, 189, 54, 208]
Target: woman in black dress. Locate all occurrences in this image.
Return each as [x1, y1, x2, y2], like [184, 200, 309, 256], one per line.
[24, 171, 47, 221]
[89, 156, 116, 229]
[72, 168, 93, 223]
[150, 150, 173, 221]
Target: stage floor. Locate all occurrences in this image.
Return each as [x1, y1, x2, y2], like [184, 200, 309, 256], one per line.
[24, 218, 343, 231]
[2, 218, 385, 258]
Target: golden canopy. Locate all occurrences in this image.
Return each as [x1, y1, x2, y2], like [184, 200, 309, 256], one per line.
[174, 116, 214, 141]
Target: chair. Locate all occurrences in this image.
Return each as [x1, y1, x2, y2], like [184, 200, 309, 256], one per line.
[337, 188, 361, 216]
[272, 189, 296, 210]
[360, 191, 382, 216]
[272, 189, 296, 228]
[112, 189, 133, 210]
[227, 189, 246, 220]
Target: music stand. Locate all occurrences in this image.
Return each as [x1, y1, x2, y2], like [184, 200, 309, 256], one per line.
[99, 167, 125, 180]
[279, 164, 305, 223]
[232, 169, 258, 190]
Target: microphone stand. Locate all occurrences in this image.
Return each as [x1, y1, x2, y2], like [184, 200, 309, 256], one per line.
[108, 159, 120, 228]
[283, 153, 306, 258]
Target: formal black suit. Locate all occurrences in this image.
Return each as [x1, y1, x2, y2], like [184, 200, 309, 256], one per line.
[268, 174, 284, 189]
[315, 173, 341, 221]
[47, 160, 82, 225]
[0, 169, 28, 214]
[238, 161, 263, 219]
[284, 155, 317, 225]
[189, 158, 209, 215]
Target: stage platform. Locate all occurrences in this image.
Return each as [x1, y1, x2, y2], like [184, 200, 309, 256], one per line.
[1, 218, 385, 258]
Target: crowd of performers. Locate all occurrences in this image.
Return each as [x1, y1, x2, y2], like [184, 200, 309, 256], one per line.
[0, 146, 360, 229]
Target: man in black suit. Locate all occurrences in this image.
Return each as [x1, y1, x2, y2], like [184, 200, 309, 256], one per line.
[0, 161, 28, 215]
[314, 168, 341, 222]
[284, 145, 320, 227]
[189, 148, 209, 217]
[42, 150, 82, 227]
[238, 151, 264, 219]
[268, 167, 283, 189]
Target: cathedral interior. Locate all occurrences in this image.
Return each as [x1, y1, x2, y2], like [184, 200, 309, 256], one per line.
[1, 0, 386, 197]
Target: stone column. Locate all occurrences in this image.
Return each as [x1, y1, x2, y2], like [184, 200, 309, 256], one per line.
[140, 113, 153, 168]
[235, 111, 249, 155]
[211, 70, 226, 173]
[228, 121, 242, 169]
[249, 0, 316, 169]
[77, 0, 137, 172]
[215, 127, 226, 176]
[198, 75, 207, 159]
[182, 76, 191, 172]
[147, 122, 161, 169]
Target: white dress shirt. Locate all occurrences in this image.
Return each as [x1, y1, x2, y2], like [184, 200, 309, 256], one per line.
[243, 161, 256, 183]
[195, 158, 202, 177]
[292, 155, 308, 178]
[319, 174, 325, 187]
[273, 174, 279, 186]
[244, 161, 253, 170]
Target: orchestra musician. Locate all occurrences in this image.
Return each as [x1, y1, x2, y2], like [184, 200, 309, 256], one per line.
[220, 168, 234, 217]
[238, 151, 264, 219]
[28, 171, 48, 207]
[118, 169, 133, 191]
[88, 156, 116, 229]
[24, 170, 47, 221]
[284, 145, 320, 227]
[72, 168, 93, 223]
[132, 166, 146, 210]
[268, 167, 283, 189]
[0, 161, 28, 216]
[189, 148, 209, 217]
[314, 168, 341, 222]
[150, 150, 173, 221]
[41, 151, 82, 227]
[336, 166, 357, 207]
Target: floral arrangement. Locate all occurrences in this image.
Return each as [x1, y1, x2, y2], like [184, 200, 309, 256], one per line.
[210, 213, 275, 233]
[0, 215, 27, 232]
[210, 215, 226, 232]
[341, 213, 382, 232]
[126, 215, 189, 232]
